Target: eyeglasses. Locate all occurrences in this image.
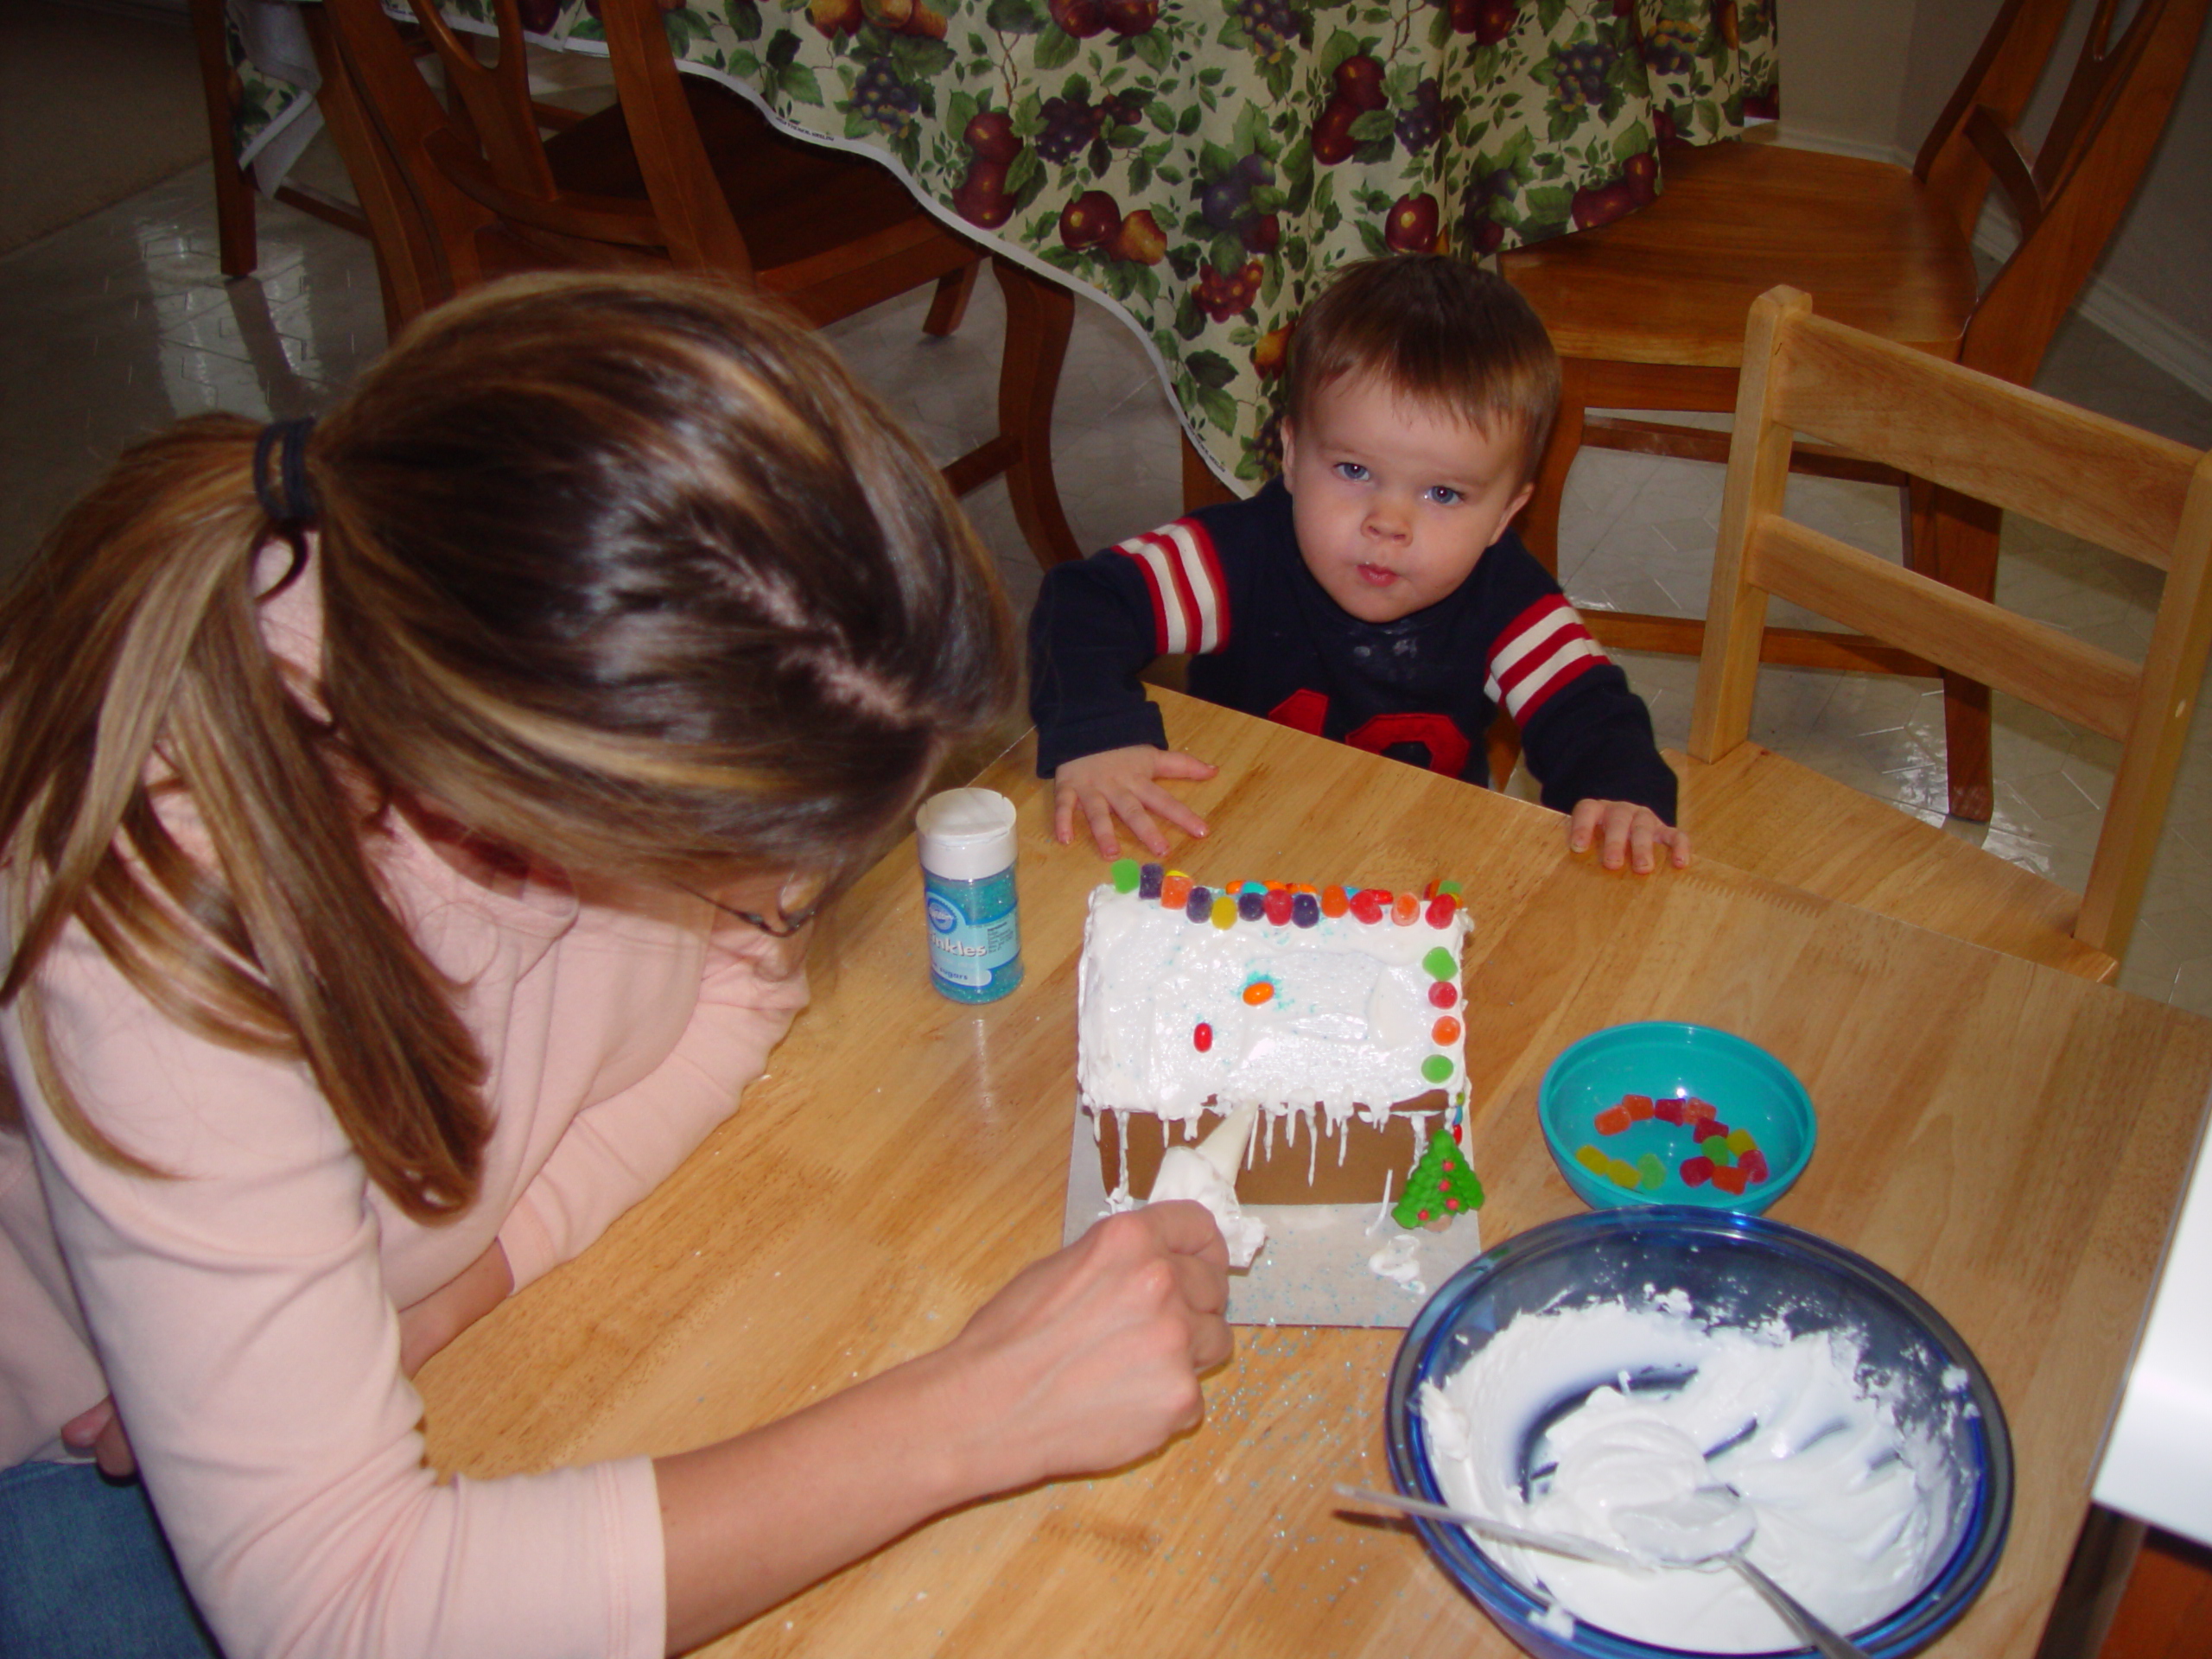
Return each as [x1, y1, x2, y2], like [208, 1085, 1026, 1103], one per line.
[683, 874, 826, 939]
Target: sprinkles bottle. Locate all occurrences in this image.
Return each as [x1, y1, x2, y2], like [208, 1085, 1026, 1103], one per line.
[915, 788, 1023, 1003]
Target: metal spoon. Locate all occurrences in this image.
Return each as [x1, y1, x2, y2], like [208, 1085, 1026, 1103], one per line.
[1613, 1490, 1872, 1659]
[1333, 1484, 1643, 1568]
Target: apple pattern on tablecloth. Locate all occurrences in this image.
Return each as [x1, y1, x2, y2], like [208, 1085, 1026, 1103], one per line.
[227, 0, 1772, 486]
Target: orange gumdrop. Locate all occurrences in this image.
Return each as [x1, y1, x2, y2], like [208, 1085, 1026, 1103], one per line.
[1320, 885, 1349, 918]
[1594, 1104, 1632, 1135]
[1243, 980, 1274, 1005]
[1432, 1016, 1462, 1046]
[1623, 1094, 1654, 1121]
[1160, 871, 1192, 908]
[1391, 892, 1420, 925]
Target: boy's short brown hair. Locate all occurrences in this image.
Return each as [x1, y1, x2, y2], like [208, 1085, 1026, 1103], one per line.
[1283, 255, 1560, 486]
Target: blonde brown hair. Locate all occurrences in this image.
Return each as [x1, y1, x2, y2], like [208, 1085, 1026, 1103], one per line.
[1283, 255, 1561, 486]
[0, 273, 1016, 1220]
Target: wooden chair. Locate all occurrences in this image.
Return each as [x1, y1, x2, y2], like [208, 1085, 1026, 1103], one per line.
[1676, 287, 2212, 982]
[188, 0, 372, 277]
[305, 0, 1081, 568]
[1499, 0, 2210, 822]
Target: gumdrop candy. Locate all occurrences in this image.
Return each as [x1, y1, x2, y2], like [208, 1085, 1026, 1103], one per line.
[1421, 1054, 1455, 1084]
[1184, 885, 1211, 922]
[1700, 1135, 1733, 1163]
[1392, 892, 1421, 926]
[1428, 982, 1459, 1009]
[1243, 979, 1274, 1006]
[1594, 1104, 1632, 1135]
[1637, 1152, 1666, 1192]
[1109, 857, 1140, 893]
[1574, 1144, 1607, 1174]
[1623, 1094, 1654, 1122]
[1237, 889, 1266, 922]
[1680, 1156, 1714, 1186]
[1726, 1128, 1756, 1155]
[1192, 1022, 1212, 1052]
[1291, 892, 1320, 928]
[1438, 879, 1463, 897]
[1432, 1016, 1462, 1046]
[1711, 1165, 1750, 1196]
[1740, 1148, 1770, 1184]
[1349, 888, 1385, 925]
[1263, 888, 1294, 926]
[1160, 871, 1192, 909]
[1425, 894, 1459, 926]
[1138, 861, 1164, 900]
[1653, 1097, 1685, 1125]
[1685, 1098, 1717, 1123]
[1321, 885, 1350, 918]
[1705, 1122, 1732, 1144]
[1211, 894, 1236, 929]
[1607, 1159, 1642, 1190]
[1422, 946, 1458, 981]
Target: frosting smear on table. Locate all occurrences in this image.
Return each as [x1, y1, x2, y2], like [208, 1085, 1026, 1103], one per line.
[1420, 1297, 1954, 1651]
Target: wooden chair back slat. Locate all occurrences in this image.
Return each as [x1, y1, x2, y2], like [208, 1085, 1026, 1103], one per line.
[1914, 0, 2075, 237]
[400, 0, 557, 200]
[1746, 518, 2141, 741]
[1770, 311, 2201, 570]
[1690, 287, 2212, 963]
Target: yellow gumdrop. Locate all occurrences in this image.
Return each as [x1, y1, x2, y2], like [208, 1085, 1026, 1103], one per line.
[1726, 1128, 1756, 1154]
[1211, 894, 1236, 929]
[1574, 1144, 1609, 1174]
[1608, 1159, 1642, 1190]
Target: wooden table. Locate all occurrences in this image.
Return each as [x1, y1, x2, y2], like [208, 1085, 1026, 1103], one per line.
[416, 689, 2212, 1657]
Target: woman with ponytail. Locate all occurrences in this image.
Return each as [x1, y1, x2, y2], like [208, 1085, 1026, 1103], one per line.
[0, 274, 1230, 1659]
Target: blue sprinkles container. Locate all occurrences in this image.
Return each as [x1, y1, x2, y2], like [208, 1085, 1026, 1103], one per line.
[915, 788, 1022, 1003]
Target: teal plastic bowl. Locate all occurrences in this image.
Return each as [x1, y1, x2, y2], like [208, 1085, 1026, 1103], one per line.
[1537, 1022, 1814, 1214]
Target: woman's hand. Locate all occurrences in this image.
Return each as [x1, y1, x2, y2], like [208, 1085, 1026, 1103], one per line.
[396, 1239, 513, 1377]
[939, 1203, 1233, 1486]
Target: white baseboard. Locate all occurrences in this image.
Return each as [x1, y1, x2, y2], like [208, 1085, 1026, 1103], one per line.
[1767, 130, 2212, 408]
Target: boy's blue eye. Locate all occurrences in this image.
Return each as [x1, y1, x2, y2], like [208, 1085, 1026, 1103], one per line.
[1334, 461, 1369, 483]
[1427, 486, 1463, 505]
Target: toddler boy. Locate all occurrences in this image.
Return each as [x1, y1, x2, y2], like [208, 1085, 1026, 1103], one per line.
[1027, 255, 1687, 873]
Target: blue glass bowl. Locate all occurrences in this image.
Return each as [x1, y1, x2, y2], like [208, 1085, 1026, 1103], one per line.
[1384, 1208, 2012, 1659]
[1539, 1022, 1815, 1215]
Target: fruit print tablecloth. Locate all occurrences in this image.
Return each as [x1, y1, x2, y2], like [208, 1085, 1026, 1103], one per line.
[226, 0, 1775, 490]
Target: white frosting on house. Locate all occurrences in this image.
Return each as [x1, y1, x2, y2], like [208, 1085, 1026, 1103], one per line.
[1076, 880, 1470, 1148]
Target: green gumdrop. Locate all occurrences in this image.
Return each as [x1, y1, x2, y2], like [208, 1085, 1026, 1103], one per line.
[1637, 1152, 1666, 1191]
[1438, 879, 1462, 896]
[1421, 945, 1458, 981]
[1700, 1135, 1733, 1164]
[1110, 857, 1141, 893]
[1421, 1054, 1455, 1084]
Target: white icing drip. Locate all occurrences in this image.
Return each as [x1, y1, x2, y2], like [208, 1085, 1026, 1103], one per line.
[1306, 1107, 1319, 1184]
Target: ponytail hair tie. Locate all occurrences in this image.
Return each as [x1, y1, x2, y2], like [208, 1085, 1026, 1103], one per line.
[254, 417, 318, 524]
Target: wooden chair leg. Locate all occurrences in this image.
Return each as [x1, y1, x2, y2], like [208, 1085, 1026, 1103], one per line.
[1485, 709, 1522, 791]
[1929, 487, 2003, 823]
[992, 258, 1082, 568]
[1519, 359, 1587, 575]
[923, 263, 977, 338]
[1181, 431, 1236, 512]
[188, 0, 258, 276]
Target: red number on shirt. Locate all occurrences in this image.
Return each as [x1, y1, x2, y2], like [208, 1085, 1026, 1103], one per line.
[1266, 692, 1471, 778]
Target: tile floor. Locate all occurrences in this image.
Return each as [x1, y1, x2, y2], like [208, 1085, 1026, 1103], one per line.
[3, 143, 2209, 1014]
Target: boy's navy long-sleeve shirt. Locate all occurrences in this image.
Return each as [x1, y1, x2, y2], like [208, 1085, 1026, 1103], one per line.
[1027, 480, 1677, 822]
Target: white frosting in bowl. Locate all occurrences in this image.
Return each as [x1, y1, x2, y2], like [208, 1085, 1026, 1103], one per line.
[1419, 1298, 1957, 1652]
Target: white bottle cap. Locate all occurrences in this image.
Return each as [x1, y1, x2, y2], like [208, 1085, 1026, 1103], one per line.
[915, 787, 1017, 881]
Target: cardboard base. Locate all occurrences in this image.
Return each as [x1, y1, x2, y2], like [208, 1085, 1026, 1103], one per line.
[1090, 1093, 1448, 1205]
[1064, 1103, 1485, 1327]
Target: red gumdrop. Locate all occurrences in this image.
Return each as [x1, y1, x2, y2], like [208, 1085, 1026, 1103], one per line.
[1193, 1021, 1213, 1052]
[1653, 1097, 1684, 1124]
[1263, 888, 1294, 925]
[1740, 1148, 1770, 1184]
[1680, 1155, 1713, 1185]
[1712, 1164, 1750, 1195]
[1349, 888, 1386, 925]
[1428, 982, 1459, 1009]
[1705, 1122, 1732, 1143]
[1425, 894, 1458, 926]
[1684, 1097, 1717, 1122]
[1623, 1094, 1654, 1121]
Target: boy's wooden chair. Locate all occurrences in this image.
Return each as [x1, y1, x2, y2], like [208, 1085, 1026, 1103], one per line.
[1676, 287, 2212, 982]
[306, 0, 1081, 568]
[1499, 0, 2210, 823]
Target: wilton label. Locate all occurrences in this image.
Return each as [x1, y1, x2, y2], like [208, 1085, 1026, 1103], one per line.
[924, 867, 1022, 1002]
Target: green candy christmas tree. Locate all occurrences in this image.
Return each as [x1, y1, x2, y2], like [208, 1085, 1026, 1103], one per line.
[1393, 1132, 1484, 1232]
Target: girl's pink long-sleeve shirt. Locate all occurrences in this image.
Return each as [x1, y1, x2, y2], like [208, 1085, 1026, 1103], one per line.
[0, 564, 809, 1657]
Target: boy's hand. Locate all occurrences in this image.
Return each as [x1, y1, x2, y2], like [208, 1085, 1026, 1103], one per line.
[1568, 799, 1691, 874]
[1054, 746, 1216, 858]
